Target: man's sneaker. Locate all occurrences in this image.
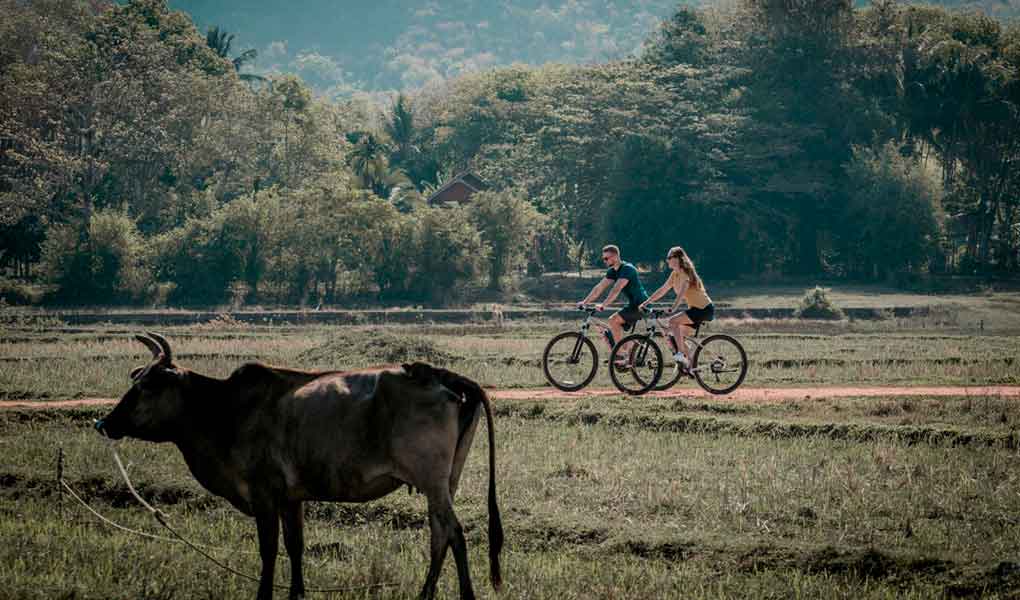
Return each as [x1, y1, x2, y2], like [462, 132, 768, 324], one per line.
[612, 360, 631, 373]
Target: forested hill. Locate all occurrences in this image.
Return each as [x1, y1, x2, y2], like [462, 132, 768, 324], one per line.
[1, 0, 1019, 308]
[168, 0, 679, 93]
[167, 0, 1020, 95]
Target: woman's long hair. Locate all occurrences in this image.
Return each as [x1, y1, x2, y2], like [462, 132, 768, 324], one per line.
[668, 246, 703, 290]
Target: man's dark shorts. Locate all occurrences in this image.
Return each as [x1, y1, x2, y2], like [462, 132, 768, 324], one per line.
[615, 305, 643, 331]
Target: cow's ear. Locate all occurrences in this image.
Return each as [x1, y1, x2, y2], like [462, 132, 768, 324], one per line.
[403, 362, 435, 384]
[130, 366, 144, 381]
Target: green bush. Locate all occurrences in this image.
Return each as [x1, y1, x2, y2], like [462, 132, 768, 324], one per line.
[408, 206, 489, 305]
[795, 286, 845, 320]
[339, 199, 418, 300]
[154, 194, 267, 306]
[39, 209, 152, 305]
[528, 223, 575, 276]
[0, 278, 37, 305]
[469, 189, 545, 290]
[840, 143, 943, 279]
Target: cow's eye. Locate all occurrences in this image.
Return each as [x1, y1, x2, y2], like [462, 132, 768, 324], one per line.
[141, 368, 177, 389]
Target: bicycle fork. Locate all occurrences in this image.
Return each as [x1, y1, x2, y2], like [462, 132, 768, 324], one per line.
[572, 321, 605, 363]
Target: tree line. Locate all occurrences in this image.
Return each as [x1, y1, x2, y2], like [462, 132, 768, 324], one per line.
[1, 0, 1018, 306]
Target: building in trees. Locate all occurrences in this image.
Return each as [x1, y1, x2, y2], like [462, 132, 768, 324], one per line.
[426, 172, 489, 205]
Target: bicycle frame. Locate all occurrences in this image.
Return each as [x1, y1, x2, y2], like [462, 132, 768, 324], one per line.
[571, 305, 706, 368]
[605, 305, 748, 395]
[636, 307, 708, 373]
[572, 307, 613, 361]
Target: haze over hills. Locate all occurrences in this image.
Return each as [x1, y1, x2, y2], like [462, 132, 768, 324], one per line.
[167, 0, 687, 96]
[169, 0, 1020, 98]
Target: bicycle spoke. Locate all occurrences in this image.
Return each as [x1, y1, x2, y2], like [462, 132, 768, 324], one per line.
[693, 334, 748, 395]
[543, 332, 598, 392]
[611, 334, 662, 395]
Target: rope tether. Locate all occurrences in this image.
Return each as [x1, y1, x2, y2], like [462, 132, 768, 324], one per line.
[61, 441, 398, 595]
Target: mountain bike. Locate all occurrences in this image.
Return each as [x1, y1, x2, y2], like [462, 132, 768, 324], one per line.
[541, 305, 620, 391]
[610, 307, 748, 396]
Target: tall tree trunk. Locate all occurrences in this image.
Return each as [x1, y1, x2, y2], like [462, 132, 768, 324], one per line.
[978, 189, 995, 267]
[1000, 205, 1017, 272]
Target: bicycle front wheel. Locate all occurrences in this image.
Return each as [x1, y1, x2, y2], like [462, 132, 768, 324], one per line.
[691, 334, 748, 395]
[542, 332, 598, 392]
[609, 333, 663, 396]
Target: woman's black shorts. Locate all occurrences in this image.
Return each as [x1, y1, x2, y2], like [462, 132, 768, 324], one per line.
[685, 304, 715, 324]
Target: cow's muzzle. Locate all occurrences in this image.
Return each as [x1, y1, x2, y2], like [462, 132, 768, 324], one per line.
[94, 419, 123, 439]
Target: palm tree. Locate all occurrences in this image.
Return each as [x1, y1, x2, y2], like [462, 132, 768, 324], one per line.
[206, 26, 265, 83]
[349, 133, 412, 199]
[384, 94, 416, 166]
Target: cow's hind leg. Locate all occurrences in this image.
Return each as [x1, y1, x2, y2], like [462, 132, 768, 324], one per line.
[420, 486, 475, 600]
[282, 501, 305, 600]
[255, 511, 280, 600]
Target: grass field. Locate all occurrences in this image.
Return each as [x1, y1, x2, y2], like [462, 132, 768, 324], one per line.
[2, 296, 1019, 598]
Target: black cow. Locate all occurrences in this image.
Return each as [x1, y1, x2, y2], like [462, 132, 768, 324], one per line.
[95, 333, 502, 600]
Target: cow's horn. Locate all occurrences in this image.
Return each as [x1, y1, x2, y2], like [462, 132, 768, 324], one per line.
[147, 331, 173, 363]
[135, 334, 162, 360]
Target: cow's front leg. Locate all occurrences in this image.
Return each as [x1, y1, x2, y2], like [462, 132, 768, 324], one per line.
[255, 511, 280, 600]
[281, 501, 306, 600]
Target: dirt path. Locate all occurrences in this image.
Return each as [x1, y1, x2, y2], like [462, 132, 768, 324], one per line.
[491, 385, 1020, 401]
[2, 385, 1019, 410]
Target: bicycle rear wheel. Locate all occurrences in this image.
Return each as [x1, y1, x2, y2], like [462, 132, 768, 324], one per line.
[609, 333, 663, 396]
[542, 332, 598, 391]
[691, 334, 748, 395]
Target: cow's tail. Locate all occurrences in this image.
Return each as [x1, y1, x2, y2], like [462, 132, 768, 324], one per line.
[424, 365, 504, 591]
[477, 383, 504, 590]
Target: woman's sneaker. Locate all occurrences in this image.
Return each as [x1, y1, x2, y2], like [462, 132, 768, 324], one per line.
[673, 352, 690, 370]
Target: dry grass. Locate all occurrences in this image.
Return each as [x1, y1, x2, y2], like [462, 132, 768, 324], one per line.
[1, 310, 1019, 597]
[2, 320, 1019, 399]
[2, 405, 1019, 599]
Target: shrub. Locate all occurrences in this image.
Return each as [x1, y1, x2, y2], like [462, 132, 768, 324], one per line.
[840, 143, 942, 279]
[339, 198, 417, 300]
[154, 195, 266, 306]
[39, 209, 152, 304]
[795, 286, 845, 320]
[529, 220, 576, 276]
[0, 278, 37, 305]
[469, 189, 545, 290]
[408, 206, 489, 305]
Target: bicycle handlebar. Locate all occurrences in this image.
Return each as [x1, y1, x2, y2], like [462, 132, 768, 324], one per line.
[577, 304, 670, 316]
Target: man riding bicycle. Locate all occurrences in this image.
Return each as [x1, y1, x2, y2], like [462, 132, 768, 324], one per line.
[577, 245, 649, 367]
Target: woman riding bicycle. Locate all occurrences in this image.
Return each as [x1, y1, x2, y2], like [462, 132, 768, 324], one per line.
[639, 246, 715, 370]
